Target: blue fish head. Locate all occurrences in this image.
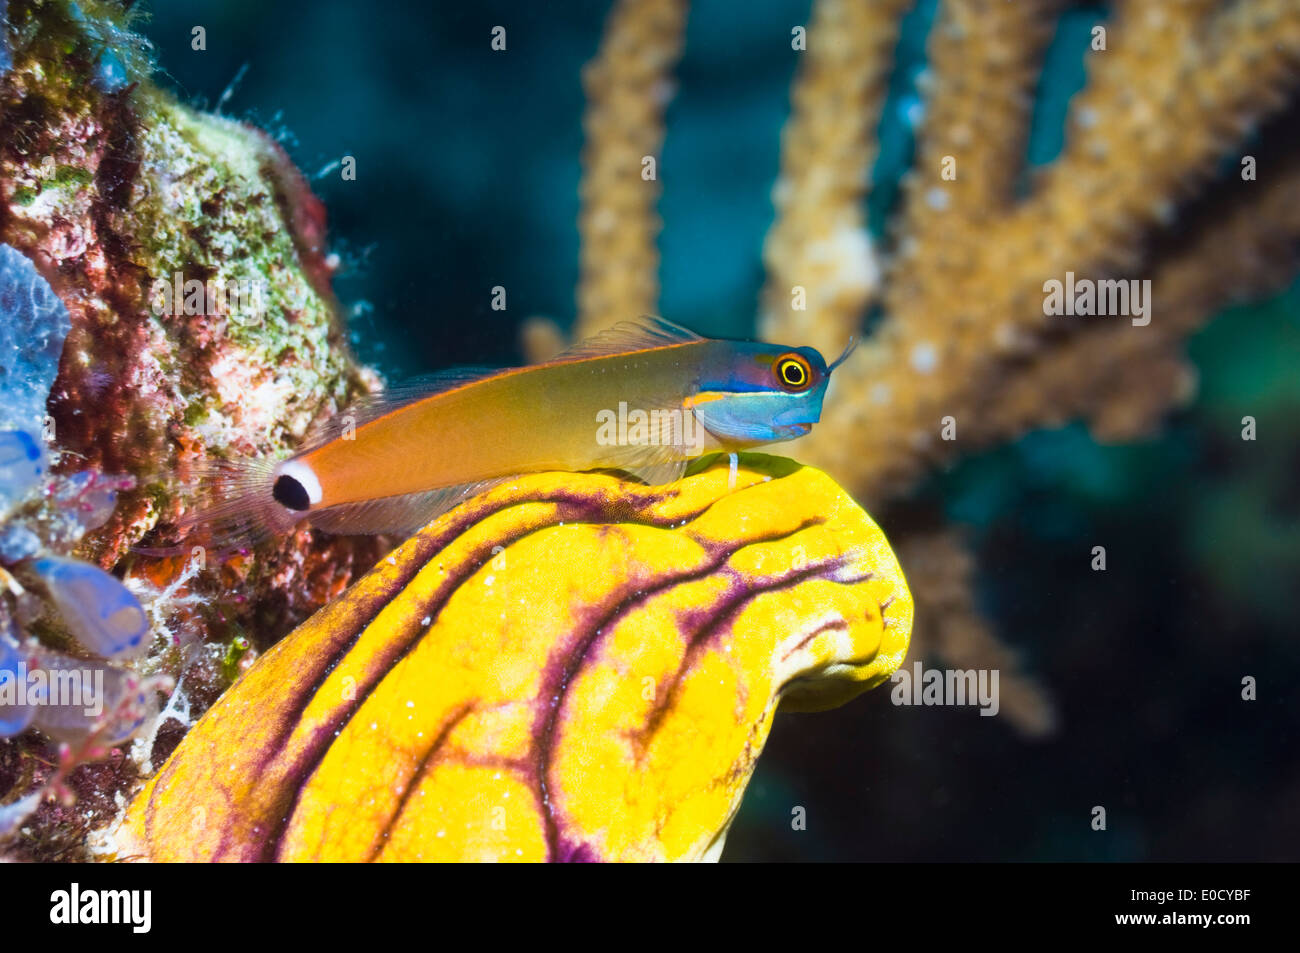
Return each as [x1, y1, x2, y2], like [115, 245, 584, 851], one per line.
[690, 341, 844, 447]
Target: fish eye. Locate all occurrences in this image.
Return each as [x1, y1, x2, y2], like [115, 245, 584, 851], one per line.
[774, 354, 812, 391]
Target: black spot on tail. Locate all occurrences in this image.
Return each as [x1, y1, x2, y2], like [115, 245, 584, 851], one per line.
[273, 474, 311, 511]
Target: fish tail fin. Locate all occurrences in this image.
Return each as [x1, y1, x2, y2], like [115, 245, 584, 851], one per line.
[170, 456, 303, 552]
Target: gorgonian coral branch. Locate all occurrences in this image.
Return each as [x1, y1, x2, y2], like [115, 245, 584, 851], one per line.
[792, 0, 1300, 503]
[758, 0, 910, 358]
[576, 0, 688, 341]
[884, 0, 1059, 316]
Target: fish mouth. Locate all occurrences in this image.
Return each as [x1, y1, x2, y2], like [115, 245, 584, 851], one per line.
[774, 422, 812, 439]
[772, 406, 821, 428]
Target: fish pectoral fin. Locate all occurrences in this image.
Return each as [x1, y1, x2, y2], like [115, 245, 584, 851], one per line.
[622, 459, 688, 487]
[555, 315, 701, 360]
[595, 439, 690, 487]
[306, 479, 509, 538]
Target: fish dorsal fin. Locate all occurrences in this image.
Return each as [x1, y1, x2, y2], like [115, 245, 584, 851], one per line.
[555, 315, 702, 361]
[301, 367, 503, 450]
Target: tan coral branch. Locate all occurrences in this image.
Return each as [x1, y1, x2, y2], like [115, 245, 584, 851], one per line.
[758, 0, 910, 357]
[885, 0, 1058, 314]
[792, 0, 1300, 504]
[991, 0, 1300, 284]
[576, 0, 688, 340]
[991, 158, 1300, 444]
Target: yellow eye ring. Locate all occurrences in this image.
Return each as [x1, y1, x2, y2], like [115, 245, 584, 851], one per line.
[775, 354, 812, 391]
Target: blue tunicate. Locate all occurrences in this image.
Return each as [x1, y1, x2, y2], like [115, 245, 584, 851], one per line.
[0, 632, 36, 737]
[55, 470, 122, 531]
[0, 523, 41, 564]
[0, 428, 47, 513]
[27, 648, 151, 745]
[31, 556, 150, 659]
[95, 48, 128, 92]
[0, 243, 72, 433]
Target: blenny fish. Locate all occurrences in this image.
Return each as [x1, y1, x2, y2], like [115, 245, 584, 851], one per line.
[184, 317, 852, 545]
